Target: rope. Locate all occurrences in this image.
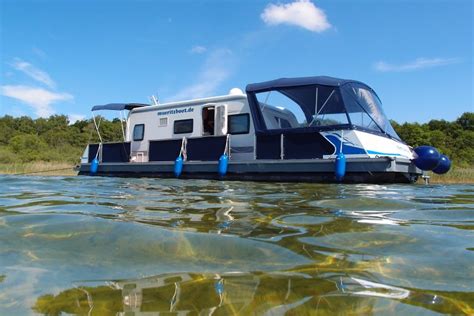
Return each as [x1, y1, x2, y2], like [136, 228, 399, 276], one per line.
[179, 137, 187, 161]
[12, 166, 76, 176]
[223, 134, 230, 156]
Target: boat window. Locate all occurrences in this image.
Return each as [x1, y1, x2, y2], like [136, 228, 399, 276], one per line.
[202, 106, 215, 135]
[174, 119, 193, 134]
[133, 124, 145, 141]
[347, 111, 382, 132]
[228, 113, 250, 134]
[158, 117, 168, 127]
[341, 83, 400, 139]
[309, 113, 349, 127]
[255, 85, 348, 130]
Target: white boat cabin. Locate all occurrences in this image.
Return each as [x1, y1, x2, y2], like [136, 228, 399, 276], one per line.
[126, 89, 256, 162]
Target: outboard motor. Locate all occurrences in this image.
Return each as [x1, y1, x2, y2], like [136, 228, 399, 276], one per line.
[413, 146, 441, 170]
[433, 154, 451, 174]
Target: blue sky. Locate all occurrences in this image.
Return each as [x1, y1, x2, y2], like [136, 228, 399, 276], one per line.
[0, 0, 472, 123]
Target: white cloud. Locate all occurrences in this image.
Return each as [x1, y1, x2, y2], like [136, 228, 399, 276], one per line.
[168, 49, 234, 101]
[1, 85, 73, 117]
[261, 0, 331, 33]
[68, 113, 86, 124]
[10, 58, 56, 88]
[374, 57, 461, 72]
[190, 45, 207, 54]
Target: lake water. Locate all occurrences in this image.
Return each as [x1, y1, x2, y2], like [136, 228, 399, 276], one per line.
[0, 175, 473, 315]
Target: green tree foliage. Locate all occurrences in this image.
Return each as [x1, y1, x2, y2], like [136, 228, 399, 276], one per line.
[0, 112, 472, 166]
[0, 115, 123, 164]
[392, 112, 474, 167]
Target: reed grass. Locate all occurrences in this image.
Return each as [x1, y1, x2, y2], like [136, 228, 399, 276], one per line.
[0, 161, 77, 176]
[423, 167, 474, 184]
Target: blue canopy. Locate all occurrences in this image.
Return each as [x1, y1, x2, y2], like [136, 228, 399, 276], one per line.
[246, 76, 360, 92]
[91, 103, 149, 111]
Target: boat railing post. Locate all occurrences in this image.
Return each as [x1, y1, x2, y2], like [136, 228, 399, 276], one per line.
[99, 143, 103, 163]
[280, 133, 285, 160]
[253, 134, 257, 160]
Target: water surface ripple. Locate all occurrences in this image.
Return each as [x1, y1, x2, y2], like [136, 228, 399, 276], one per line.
[0, 175, 473, 315]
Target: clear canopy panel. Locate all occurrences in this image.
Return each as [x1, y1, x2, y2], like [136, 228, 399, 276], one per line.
[340, 83, 400, 140]
[255, 85, 349, 130]
[253, 83, 400, 140]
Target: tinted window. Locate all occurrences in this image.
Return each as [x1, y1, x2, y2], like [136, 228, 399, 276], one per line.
[174, 119, 193, 134]
[228, 114, 250, 134]
[133, 124, 144, 141]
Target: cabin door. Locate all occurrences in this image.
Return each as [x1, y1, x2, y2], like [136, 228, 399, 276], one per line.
[214, 104, 228, 136]
[202, 105, 215, 136]
[202, 104, 227, 136]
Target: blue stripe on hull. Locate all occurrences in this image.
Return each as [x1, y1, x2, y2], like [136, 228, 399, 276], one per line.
[325, 135, 366, 155]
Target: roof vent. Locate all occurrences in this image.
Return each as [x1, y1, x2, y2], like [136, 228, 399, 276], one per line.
[229, 88, 244, 95]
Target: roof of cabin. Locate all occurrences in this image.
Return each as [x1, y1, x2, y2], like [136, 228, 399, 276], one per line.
[131, 94, 247, 113]
[246, 76, 362, 92]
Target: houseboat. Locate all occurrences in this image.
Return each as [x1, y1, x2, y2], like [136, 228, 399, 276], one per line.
[78, 76, 451, 183]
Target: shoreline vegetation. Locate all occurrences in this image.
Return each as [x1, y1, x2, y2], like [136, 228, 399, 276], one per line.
[0, 162, 77, 176]
[0, 113, 472, 183]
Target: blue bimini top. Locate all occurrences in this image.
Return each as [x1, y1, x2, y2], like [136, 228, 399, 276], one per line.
[91, 103, 149, 112]
[246, 76, 361, 93]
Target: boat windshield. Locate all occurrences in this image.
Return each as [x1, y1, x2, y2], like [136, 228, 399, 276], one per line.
[340, 83, 400, 140]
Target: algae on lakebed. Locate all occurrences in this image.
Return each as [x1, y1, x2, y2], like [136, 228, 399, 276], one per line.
[0, 175, 473, 314]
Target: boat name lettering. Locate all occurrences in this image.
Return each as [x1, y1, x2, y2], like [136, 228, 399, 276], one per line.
[157, 107, 194, 116]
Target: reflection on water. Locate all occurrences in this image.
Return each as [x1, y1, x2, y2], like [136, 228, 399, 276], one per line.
[0, 176, 473, 315]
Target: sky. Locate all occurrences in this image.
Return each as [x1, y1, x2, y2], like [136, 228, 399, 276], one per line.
[0, 0, 472, 123]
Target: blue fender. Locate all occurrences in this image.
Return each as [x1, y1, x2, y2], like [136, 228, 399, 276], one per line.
[218, 154, 229, 177]
[174, 156, 183, 178]
[413, 146, 440, 170]
[335, 152, 346, 182]
[90, 158, 99, 175]
[433, 154, 451, 174]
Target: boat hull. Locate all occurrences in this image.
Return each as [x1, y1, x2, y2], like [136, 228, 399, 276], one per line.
[78, 157, 421, 184]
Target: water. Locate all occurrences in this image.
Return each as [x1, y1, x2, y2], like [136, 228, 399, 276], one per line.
[0, 175, 473, 315]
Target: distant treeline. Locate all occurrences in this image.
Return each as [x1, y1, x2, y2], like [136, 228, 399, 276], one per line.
[391, 112, 473, 167]
[0, 112, 472, 167]
[0, 115, 123, 164]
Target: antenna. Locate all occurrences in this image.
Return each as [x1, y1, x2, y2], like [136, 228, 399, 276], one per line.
[150, 95, 159, 105]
